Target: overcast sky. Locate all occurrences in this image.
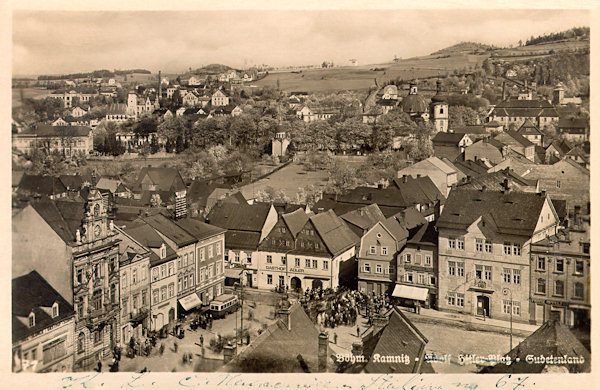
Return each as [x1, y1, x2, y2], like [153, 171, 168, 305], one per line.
[12, 9, 589, 75]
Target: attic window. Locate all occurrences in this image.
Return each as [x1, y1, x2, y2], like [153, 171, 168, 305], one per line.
[504, 201, 514, 205]
[473, 198, 482, 202]
[376, 233, 382, 239]
[52, 302, 59, 318]
[28, 312, 35, 328]
[452, 213, 460, 217]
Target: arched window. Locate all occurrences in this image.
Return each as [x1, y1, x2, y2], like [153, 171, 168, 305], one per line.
[28, 312, 35, 328]
[52, 302, 59, 318]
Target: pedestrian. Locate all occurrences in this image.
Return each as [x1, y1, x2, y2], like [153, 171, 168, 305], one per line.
[174, 341, 178, 353]
[199, 334, 204, 347]
[96, 361, 102, 372]
[356, 326, 360, 337]
[159, 343, 165, 355]
[334, 333, 338, 345]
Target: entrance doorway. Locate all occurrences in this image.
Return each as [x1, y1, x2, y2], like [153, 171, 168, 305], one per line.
[291, 277, 302, 291]
[246, 273, 253, 287]
[477, 295, 490, 317]
[312, 279, 323, 290]
[168, 308, 175, 324]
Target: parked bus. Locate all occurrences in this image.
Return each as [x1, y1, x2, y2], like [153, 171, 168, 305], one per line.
[209, 294, 239, 319]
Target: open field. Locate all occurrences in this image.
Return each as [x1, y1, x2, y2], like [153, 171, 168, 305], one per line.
[254, 54, 488, 93]
[12, 87, 53, 108]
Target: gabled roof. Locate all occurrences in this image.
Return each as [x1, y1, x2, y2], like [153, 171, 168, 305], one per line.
[310, 210, 359, 256]
[407, 221, 437, 245]
[18, 174, 67, 196]
[140, 213, 196, 247]
[222, 303, 331, 373]
[432, 132, 468, 146]
[458, 169, 537, 191]
[106, 103, 127, 115]
[438, 188, 549, 237]
[557, 117, 588, 129]
[125, 223, 176, 266]
[206, 202, 273, 232]
[282, 208, 310, 238]
[59, 174, 90, 191]
[483, 318, 590, 373]
[30, 198, 85, 244]
[495, 131, 535, 148]
[546, 139, 573, 156]
[391, 175, 446, 206]
[13, 271, 75, 343]
[389, 208, 427, 231]
[354, 307, 433, 374]
[380, 215, 409, 243]
[187, 178, 232, 203]
[517, 119, 542, 135]
[136, 167, 186, 192]
[96, 177, 126, 194]
[451, 125, 489, 135]
[174, 218, 225, 241]
[340, 204, 386, 232]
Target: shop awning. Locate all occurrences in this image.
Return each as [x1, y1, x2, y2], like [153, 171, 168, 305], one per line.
[224, 268, 243, 279]
[178, 293, 202, 311]
[392, 284, 428, 301]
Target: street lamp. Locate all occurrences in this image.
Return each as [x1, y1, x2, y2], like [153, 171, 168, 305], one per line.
[502, 288, 513, 351]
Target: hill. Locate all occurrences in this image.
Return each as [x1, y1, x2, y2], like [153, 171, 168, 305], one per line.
[431, 42, 497, 56]
[193, 64, 234, 75]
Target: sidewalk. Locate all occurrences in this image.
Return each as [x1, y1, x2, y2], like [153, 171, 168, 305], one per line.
[401, 306, 539, 336]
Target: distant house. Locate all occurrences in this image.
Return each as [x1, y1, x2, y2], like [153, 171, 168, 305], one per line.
[557, 117, 589, 143]
[458, 168, 539, 193]
[182, 91, 200, 107]
[545, 139, 573, 164]
[380, 84, 399, 100]
[12, 124, 93, 157]
[133, 167, 187, 217]
[187, 178, 234, 217]
[71, 106, 88, 118]
[211, 90, 230, 107]
[494, 131, 536, 162]
[271, 131, 290, 157]
[12, 271, 75, 373]
[463, 138, 506, 165]
[450, 125, 490, 141]
[340, 204, 386, 238]
[397, 156, 459, 198]
[487, 97, 559, 130]
[431, 132, 473, 161]
[517, 119, 544, 146]
[51, 117, 69, 127]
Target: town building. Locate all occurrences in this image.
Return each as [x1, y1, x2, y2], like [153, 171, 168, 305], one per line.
[529, 217, 590, 327]
[397, 156, 459, 198]
[271, 131, 290, 158]
[257, 209, 358, 291]
[339, 204, 386, 238]
[132, 167, 187, 218]
[205, 202, 278, 288]
[431, 133, 473, 161]
[493, 131, 536, 162]
[12, 271, 75, 373]
[12, 124, 94, 157]
[211, 90, 230, 107]
[557, 117, 589, 143]
[463, 138, 507, 166]
[125, 223, 178, 333]
[114, 227, 151, 346]
[400, 82, 429, 121]
[105, 104, 132, 123]
[517, 119, 544, 146]
[395, 222, 438, 309]
[430, 80, 449, 133]
[487, 97, 559, 130]
[12, 189, 122, 370]
[436, 188, 559, 322]
[357, 214, 409, 296]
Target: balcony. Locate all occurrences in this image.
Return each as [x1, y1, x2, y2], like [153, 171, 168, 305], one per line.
[468, 279, 494, 293]
[85, 303, 119, 329]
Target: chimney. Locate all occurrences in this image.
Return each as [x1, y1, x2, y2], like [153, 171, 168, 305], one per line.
[416, 174, 421, 178]
[351, 341, 363, 357]
[480, 185, 486, 192]
[318, 332, 328, 373]
[502, 178, 511, 193]
[223, 342, 236, 364]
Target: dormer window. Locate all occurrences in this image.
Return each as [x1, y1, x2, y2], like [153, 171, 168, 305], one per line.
[28, 312, 35, 328]
[52, 302, 59, 318]
[160, 243, 166, 259]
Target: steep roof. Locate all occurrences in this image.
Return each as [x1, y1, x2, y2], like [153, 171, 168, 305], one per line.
[340, 204, 386, 232]
[282, 208, 310, 238]
[438, 187, 549, 236]
[517, 119, 542, 136]
[136, 167, 186, 192]
[25, 124, 91, 137]
[380, 215, 409, 243]
[311, 210, 359, 256]
[353, 307, 434, 374]
[206, 202, 273, 232]
[483, 319, 590, 373]
[432, 132, 468, 146]
[407, 221, 437, 245]
[96, 177, 125, 194]
[13, 271, 75, 343]
[140, 213, 196, 247]
[458, 169, 537, 191]
[59, 174, 90, 191]
[558, 117, 588, 129]
[452, 125, 489, 135]
[391, 175, 446, 205]
[187, 178, 232, 204]
[175, 217, 225, 241]
[30, 198, 85, 244]
[495, 130, 535, 148]
[18, 174, 67, 196]
[221, 303, 331, 373]
[389, 208, 427, 231]
[125, 223, 177, 266]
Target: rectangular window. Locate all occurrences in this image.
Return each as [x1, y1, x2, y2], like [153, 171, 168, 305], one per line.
[457, 237, 465, 250]
[160, 265, 166, 278]
[369, 246, 376, 254]
[208, 246, 213, 258]
[281, 256, 286, 265]
[504, 242, 512, 255]
[405, 254, 412, 263]
[122, 298, 129, 317]
[448, 261, 456, 276]
[266, 255, 272, 264]
[364, 263, 371, 273]
[512, 301, 520, 316]
[418, 273, 426, 285]
[475, 265, 483, 280]
[405, 272, 413, 283]
[447, 293, 455, 306]
[485, 241, 492, 253]
[160, 286, 167, 301]
[376, 264, 382, 274]
[415, 254, 421, 265]
[153, 289, 159, 304]
[575, 260, 584, 275]
[484, 266, 492, 280]
[323, 261, 329, 270]
[476, 238, 484, 252]
[183, 276, 188, 289]
[267, 274, 273, 284]
[133, 295, 138, 309]
[178, 276, 182, 292]
[142, 290, 147, 306]
[121, 273, 127, 288]
[216, 242, 221, 255]
[381, 247, 388, 256]
[189, 274, 194, 287]
[513, 269, 521, 285]
[554, 280, 564, 296]
[183, 254, 188, 267]
[556, 258, 564, 273]
[512, 244, 521, 256]
[132, 269, 137, 284]
[168, 283, 174, 298]
[503, 268, 511, 283]
[246, 255, 252, 264]
[537, 256, 546, 271]
[305, 259, 311, 268]
[198, 248, 204, 261]
[502, 300, 511, 314]
[234, 253, 240, 263]
[312, 260, 318, 269]
[76, 269, 83, 284]
[574, 282, 584, 298]
[448, 237, 456, 249]
[295, 258, 301, 267]
[456, 293, 464, 307]
[457, 262, 465, 277]
[430, 276, 436, 285]
[425, 255, 432, 266]
[168, 262, 174, 276]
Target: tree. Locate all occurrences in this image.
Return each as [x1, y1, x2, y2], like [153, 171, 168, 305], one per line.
[134, 117, 158, 136]
[326, 161, 358, 194]
[449, 105, 480, 127]
[335, 118, 371, 153]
